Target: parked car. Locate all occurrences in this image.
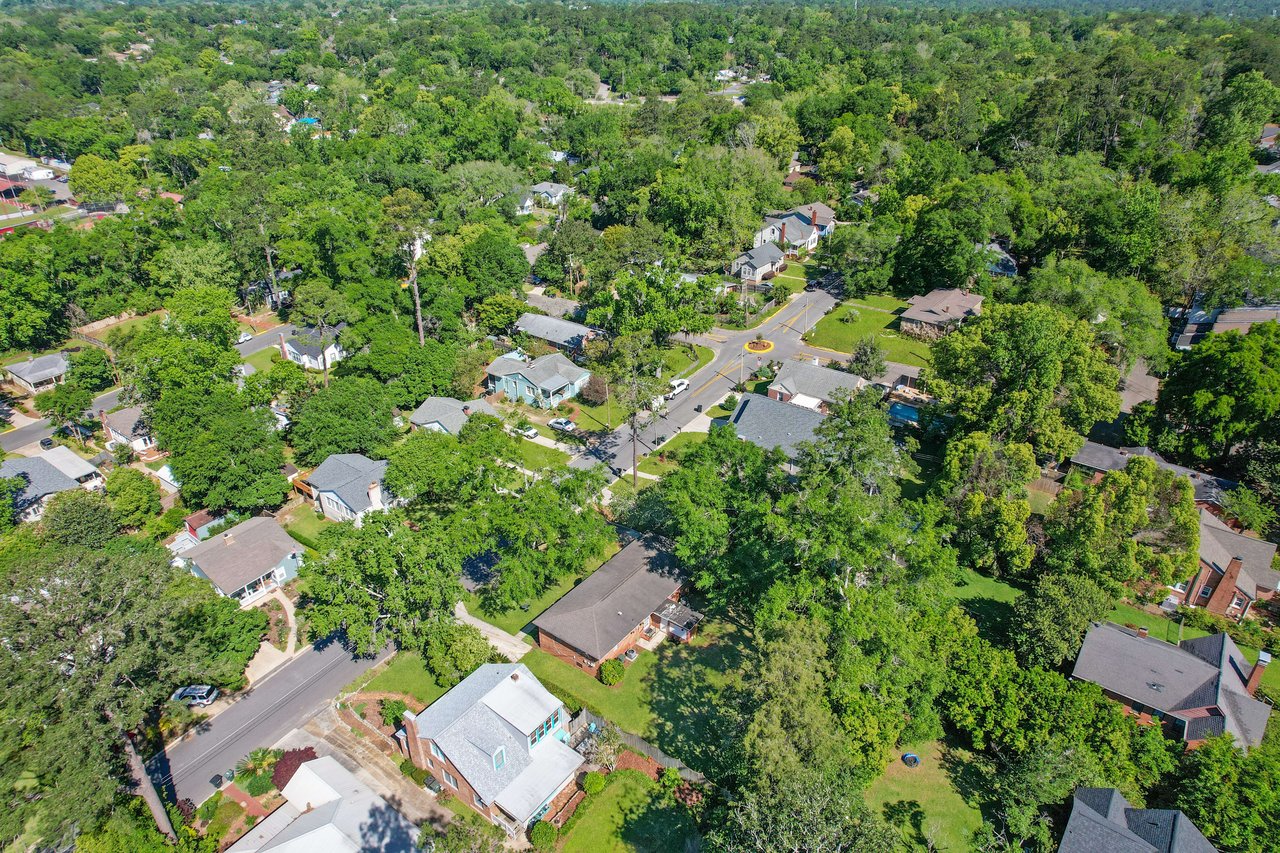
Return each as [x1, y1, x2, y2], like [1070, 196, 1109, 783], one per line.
[39, 437, 55, 450]
[667, 378, 689, 399]
[514, 424, 538, 439]
[548, 417, 576, 433]
[237, 331, 254, 344]
[170, 685, 219, 707]
[54, 175, 69, 184]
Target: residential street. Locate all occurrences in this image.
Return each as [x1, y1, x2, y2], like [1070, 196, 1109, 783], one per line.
[147, 638, 392, 805]
[0, 385, 122, 453]
[570, 288, 840, 477]
[236, 324, 296, 356]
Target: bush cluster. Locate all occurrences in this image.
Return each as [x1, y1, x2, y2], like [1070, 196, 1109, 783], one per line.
[598, 658, 625, 685]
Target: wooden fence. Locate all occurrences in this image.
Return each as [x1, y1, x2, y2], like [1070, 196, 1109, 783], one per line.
[571, 710, 706, 784]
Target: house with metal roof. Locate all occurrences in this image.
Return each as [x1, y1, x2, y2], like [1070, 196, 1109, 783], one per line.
[514, 312, 596, 353]
[282, 324, 348, 372]
[408, 397, 498, 435]
[729, 393, 827, 461]
[532, 536, 702, 675]
[484, 351, 590, 409]
[5, 352, 69, 395]
[730, 242, 784, 283]
[0, 456, 79, 522]
[900, 289, 984, 340]
[1181, 509, 1279, 623]
[183, 517, 302, 605]
[305, 453, 398, 525]
[399, 663, 583, 835]
[767, 360, 870, 412]
[40, 446, 103, 490]
[226, 755, 418, 852]
[1071, 621, 1271, 750]
[1059, 787, 1216, 853]
[1070, 441, 1238, 509]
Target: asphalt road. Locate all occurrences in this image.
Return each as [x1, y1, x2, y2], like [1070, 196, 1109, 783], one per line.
[148, 638, 392, 805]
[237, 324, 296, 357]
[0, 386, 123, 453]
[570, 288, 839, 476]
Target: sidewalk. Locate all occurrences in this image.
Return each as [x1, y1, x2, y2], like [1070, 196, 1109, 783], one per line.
[454, 601, 531, 661]
[244, 590, 303, 683]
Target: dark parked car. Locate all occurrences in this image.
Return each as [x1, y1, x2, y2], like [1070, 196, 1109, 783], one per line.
[39, 437, 55, 450]
[170, 685, 219, 707]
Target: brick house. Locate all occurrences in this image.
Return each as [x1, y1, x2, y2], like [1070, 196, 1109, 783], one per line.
[766, 359, 870, 413]
[1182, 509, 1279, 622]
[1072, 621, 1271, 750]
[532, 537, 703, 676]
[899, 289, 983, 340]
[398, 663, 583, 835]
[1070, 441, 1238, 511]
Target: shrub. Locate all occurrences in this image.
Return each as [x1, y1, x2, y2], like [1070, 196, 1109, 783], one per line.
[721, 393, 738, 412]
[598, 658, 625, 686]
[529, 820, 558, 851]
[175, 798, 196, 825]
[380, 698, 409, 728]
[272, 747, 318, 790]
[244, 771, 274, 797]
[659, 767, 682, 790]
[245, 815, 257, 829]
[580, 374, 609, 406]
[399, 758, 416, 777]
[196, 792, 222, 823]
[582, 771, 605, 795]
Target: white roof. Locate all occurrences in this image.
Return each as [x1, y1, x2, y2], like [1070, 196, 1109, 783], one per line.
[493, 736, 585, 824]
[483, 672, 563, 734]
[40, 446, 98, 481]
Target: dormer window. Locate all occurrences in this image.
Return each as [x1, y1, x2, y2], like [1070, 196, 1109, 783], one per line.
[493, 746, 506, 770]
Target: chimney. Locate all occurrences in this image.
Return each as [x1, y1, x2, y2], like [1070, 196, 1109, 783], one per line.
[809, 206, 818, 226]
[1248, 652, 1271, 696]
[278, 332, 287, 359]
[1137, 626, 1149, 638]
[368, 480, 383, 511]
[779, 221, 787, 245]
[461, 405, 471, 416]
[222, 531, 234, 546]
[401, 709, 427, 767]
[98, 408, 108, 431]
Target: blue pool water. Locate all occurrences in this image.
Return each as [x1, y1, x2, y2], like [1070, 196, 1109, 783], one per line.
[888, 401, 921, 425]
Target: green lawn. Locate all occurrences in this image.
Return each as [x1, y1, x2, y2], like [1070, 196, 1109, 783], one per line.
[356, 651, 449, 706]
[804, 298, 932, 367]
[244, 346, 279, 374]
[560, 769, 698, 853]
[572, 397, 627, 431]
[522, 648, 659, 734]
[866, 739, 985, 852]
[279, 504, 334, 548]
[1027, 488, 1056, 516]
[463, 541, 623, 637]
[666, 344, 715, 380]
[946, 568, 1024, 646]
[517, 439, 570, 471]
[95, 312, 162, 344]
[637, 432, 706, 477]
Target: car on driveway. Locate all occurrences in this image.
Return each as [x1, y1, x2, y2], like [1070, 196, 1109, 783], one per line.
[514, 424, 539, 439]
[667, 378, 689, 399]
[548, 417, 576, 433]
[237, 332, 254, 344]
[170, 685, 219, 707]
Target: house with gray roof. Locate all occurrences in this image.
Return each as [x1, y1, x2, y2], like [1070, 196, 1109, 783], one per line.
[1070, 441, 1238, 509]
[519, 182, 574, 213]
[753, 203, 836, 254]
[282, 324, 348, 372]
[729, 392, 828, 462]
[5, 352, 69, 395]
[408, 397, 498, 435]
[730, 242, 784, 283]
[1072, 621, 1271, 749]
[100, 406, 156, 454]
[0, 456, 79, 522]
[305, 453, 398, 525]
[183, 517, 302, 605]
[900, 289, 984, 340]
[767, 360, 870, 412]
[514, 312, 596, 353]
[399, 663, 583, 835]
[1182, 509, 1279, 623]
[533, 536, 701, 675]
[485, 351, 590, 409]
[226, 755, 418, 852]
[1059, 787, 1216, 853]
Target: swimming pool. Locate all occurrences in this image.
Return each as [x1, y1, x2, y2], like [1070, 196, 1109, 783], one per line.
[888, 401, 921, 425]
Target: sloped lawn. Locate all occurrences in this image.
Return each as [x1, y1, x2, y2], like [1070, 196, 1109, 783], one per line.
[560, 770, 698, 853]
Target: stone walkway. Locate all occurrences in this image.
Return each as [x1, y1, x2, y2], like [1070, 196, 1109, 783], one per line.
[223, 782, 271, 818]
[244, 590, 302, 684]
[454, 601, 531, 661]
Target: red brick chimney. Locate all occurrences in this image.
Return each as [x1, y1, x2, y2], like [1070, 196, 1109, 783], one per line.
[809, 205, 818, 227]
[461, 405, 471, 417]
[401, 710, 427, 767]
[779, 221, 787, 246]
[1206, 557, 1244, 616]
[98, 408, 109, 432]
[1247, 652, 1271, 696]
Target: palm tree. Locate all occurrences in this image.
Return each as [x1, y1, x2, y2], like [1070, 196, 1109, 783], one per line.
[236, 747, 280, 779]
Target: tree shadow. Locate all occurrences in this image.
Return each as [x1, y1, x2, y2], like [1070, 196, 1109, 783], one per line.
[358, 794, 420, 851]
[956, 596, 1016, 646]
[618, 789, 700, 853]
[939, 739, 1001, 824]
[881, 798, 927, 848]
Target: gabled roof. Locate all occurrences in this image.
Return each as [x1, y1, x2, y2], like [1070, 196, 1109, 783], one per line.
[306, 453, 390, 514]
[769, 360, 869, 407]
[103, 406, 150, 440]
[6, 352, 69, 384]
[287, 324, 347, 359]
[1072, 622, 1270, 748]
[530, 181, 573, 198]
[485, 352, 589, 393]
[735, 242, 784, 270]
[184, 517, 299, 595]
[901, 289, 984, 326]
[763, 210, 817, 243]
[0, 456, 78, 512]
[730, 393, 827, 459]
[408, 397, 497, 434]
[1198, 509, 1280, 601]
[1070, 441, 1238, 506]
[40, 446, 98, 481]
[515, 312, 594, 349]
[533, 537, 683, 661]
[1059, 788, 1216, 853]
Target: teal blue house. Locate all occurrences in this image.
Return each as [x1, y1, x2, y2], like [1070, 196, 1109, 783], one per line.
[485, 351, 591, 408]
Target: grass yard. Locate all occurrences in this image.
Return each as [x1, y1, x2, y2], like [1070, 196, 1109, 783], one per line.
[560, 769, 699, 853]
[243, 346, 280, 375]
[637, 431, 706, 477]
[279, 503, 334, 549]
[604, 474, 658, 505]
[572, 397, 627, 432]
[1027, 488, 1056, 516]
[356, 651, 449, 706]
[95, 312, 162, 344]
[804, 297, 932, 367]
[866, 739, 985, 852]
[666, 343, 715, 379]
[522, 648, 659, 734]
[517, 438, 570, 471]
[946, 568, 1024, 646]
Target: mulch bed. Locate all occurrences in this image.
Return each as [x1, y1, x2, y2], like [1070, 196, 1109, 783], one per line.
[615, 749, 662, 781]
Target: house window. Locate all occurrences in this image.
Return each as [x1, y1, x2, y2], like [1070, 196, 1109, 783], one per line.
[1232, 595, 1246, 609]
[430, 742, 445, 761]
[493, 747, 506, 770]
[443, 770, 457, 789]
[1200, 585, 1212, 599]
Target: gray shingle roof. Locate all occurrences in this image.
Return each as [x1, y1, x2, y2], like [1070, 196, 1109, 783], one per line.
[730, 393, 827, 459]
[1060, 788, 1216, 853]
[1072, 622, 1271, 748]
[288, 323, 347, 359]
[485, 352, 589, 393]
[6, 352, 68, 385]
[1070, 441, 1237, 506]
[306, 453, 390, 514]
[768, 360, 869, 405]
[530, 181, 573, 199]
[104, 406, 149, 440]
[901, 288, 984, 326]
[533, 537, 683, 661]
[515, 312, 594, 349]
[407, 397, 497, 434]
[184, 517, 300, 595]
[1198, 509, 1279, 599]
[735, 242, 784, 271]
[0, 456, 78, 512]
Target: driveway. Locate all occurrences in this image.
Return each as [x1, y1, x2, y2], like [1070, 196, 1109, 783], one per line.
[147, 637, 392, 805]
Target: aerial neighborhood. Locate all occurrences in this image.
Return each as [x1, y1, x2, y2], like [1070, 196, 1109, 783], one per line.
[0, 3, 1279, 853]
